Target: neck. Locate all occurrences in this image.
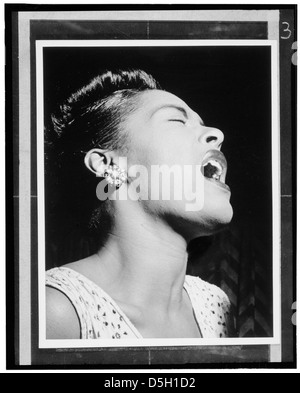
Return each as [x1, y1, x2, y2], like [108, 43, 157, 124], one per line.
[95, 201, 189, 316]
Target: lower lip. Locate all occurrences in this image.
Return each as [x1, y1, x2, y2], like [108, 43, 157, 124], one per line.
[205, 177, 231, 193]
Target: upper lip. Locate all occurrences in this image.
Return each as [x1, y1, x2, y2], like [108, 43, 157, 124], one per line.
[201, 149, 228, 182]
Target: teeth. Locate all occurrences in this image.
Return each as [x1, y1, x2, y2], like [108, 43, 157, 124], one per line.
[212, 173, 221, 180]
[203, 159, 223, 181]
[206, 160, 223, 173]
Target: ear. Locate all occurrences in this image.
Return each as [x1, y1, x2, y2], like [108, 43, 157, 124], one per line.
[84, 149, 113, 177]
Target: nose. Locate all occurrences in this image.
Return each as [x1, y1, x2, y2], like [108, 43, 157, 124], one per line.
[199, 126, 224, 149]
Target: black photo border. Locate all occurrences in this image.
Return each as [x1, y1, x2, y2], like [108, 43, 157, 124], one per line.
[5, 3, 297, 370]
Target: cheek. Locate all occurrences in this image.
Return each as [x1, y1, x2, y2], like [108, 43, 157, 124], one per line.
[126, 126, 202, 202]
[142, 134, 197, 168]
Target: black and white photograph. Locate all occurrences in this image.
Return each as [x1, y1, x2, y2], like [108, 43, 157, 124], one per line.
[38, 40, 279, 348]
[6, 4, 296, 370]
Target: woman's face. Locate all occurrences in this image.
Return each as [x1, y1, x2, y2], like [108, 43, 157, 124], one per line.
[122, 89, 233, 239]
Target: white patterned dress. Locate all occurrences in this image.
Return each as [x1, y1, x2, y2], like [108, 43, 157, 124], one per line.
[46, 267, 231, 339]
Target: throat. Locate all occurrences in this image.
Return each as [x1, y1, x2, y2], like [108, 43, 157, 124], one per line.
[106, 246, 189, 316]
[120, 288, 202, 339]
[94, 209, 190, 315]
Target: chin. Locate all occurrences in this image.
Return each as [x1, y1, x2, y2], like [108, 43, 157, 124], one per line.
[166, 205, 233, 242]
[190, 202, 234, 238]
[214, 202, 233, 225]
[155, 197, 233, 240]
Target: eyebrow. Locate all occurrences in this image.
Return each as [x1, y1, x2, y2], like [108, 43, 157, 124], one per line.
[150, 104, 205, 126]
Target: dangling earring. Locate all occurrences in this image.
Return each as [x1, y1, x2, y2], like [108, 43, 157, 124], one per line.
[97, 164, 127, 188]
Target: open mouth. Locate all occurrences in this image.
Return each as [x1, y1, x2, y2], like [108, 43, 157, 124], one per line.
[201, 150, 230, 192]
[203, 159, 223, 181]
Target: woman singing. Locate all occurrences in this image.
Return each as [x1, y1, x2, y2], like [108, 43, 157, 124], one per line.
[46, 69, 233, 340]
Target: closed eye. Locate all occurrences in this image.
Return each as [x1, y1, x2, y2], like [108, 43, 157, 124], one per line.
[169, 119, 186, 124]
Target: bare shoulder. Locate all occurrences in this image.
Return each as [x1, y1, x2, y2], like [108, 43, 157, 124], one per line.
[46, 286, 81, 340]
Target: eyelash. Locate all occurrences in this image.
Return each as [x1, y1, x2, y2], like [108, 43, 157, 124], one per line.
[170, 119, 186, 124]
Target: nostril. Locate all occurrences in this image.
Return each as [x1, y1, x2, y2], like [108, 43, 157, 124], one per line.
[206, 136, 217, 143]
[200, 127, 224, 147]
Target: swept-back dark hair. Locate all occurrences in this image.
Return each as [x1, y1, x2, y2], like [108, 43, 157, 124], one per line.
[45, 69, 161, 264]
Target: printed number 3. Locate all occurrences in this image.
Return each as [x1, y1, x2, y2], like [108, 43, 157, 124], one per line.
[281, 22, 292, 40]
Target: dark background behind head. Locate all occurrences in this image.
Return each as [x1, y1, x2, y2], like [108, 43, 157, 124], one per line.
[44, 45, 272, 225]
[43, 45, 273, 337]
